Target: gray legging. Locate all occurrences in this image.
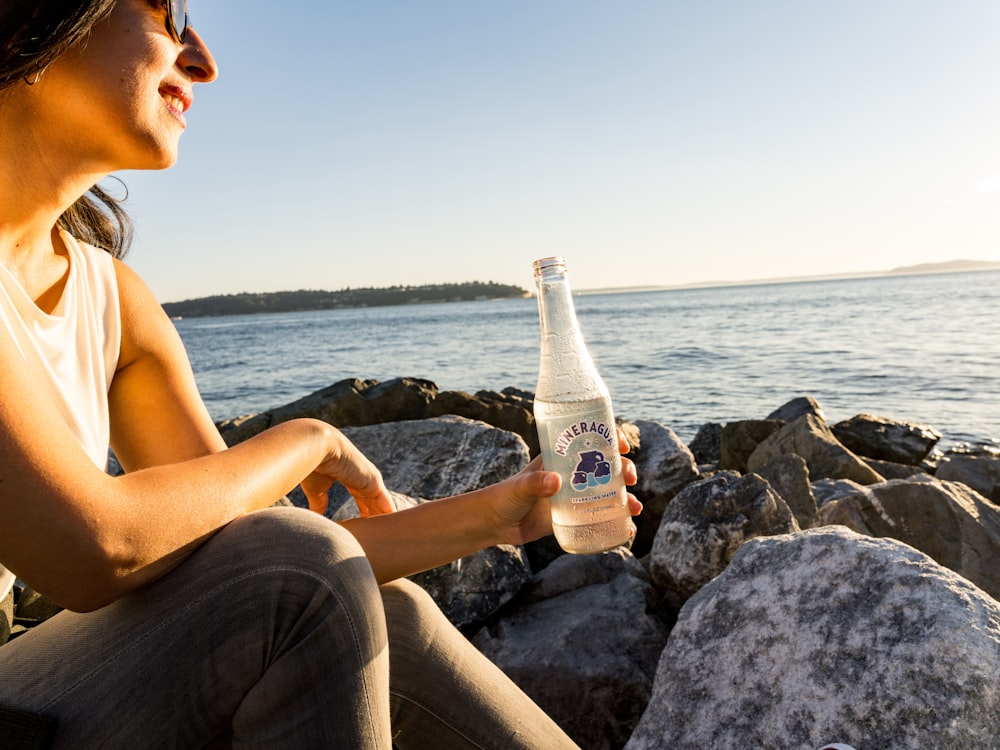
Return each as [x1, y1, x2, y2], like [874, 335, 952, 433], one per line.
[0, 507, 578, 749]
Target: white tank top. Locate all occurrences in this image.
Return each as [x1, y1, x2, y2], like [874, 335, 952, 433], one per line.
[0, 229, 121, 601]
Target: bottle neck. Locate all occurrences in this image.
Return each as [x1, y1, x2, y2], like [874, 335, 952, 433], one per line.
[533, 261, 608, 402]
[535, 270, 580, 339]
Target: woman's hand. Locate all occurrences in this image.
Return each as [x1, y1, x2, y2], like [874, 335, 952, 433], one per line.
[300, 428, 394, 517]
[490, 429, 642, 547]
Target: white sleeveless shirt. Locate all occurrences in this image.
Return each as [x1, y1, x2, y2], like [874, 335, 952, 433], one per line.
[0, 230, 121, 601]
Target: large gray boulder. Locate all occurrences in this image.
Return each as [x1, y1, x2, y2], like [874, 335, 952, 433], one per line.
[473, 550, 669, 750]
[748, 414, 885, 485]
[817, 476, 1000, 601]
[832, 412, 941, 465]
[626, 528, 1000, 750]
[329, 414, 530, 509]
[648, 471, 799, 607]
[936, 453, 1000, 505]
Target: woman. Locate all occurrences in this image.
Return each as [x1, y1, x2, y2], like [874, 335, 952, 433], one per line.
[0, 1, 641, 747]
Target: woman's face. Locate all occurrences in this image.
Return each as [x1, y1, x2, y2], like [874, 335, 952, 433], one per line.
[30, 0, 218, 172]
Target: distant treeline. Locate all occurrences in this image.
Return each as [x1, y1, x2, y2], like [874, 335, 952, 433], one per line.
[162, 281, 529, 318]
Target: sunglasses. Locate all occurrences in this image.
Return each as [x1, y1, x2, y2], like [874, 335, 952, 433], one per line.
[165, 0, 189, 43]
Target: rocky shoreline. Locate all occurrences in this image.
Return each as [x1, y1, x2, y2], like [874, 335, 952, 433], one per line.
[219, 378, 1000, 750]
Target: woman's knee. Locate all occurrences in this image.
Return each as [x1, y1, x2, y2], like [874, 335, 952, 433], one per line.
[214, 506, 368, 576]
[380, 578, 438, 618]
[380, 578, 453, 652]
[162, 507, 381, 625]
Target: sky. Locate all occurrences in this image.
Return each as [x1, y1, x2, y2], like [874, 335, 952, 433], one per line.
[118, 0, 1000, 303]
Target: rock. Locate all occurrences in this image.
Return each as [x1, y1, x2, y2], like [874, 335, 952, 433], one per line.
[648, 471, 799, 607]
[688, 422, 723, 466]
[750, 453, 818, 529]
[630, 421, 699, 498]
[473, 550, 669, 750]
[747, 414, 885, 485]
[861, 457, 929, 480]
[0, 589, 10, 644]
[410, 545, 533, 629]
[816, 476, 1000, 600]
[325, 415, 530, 513]
[430, 386, 538, 456]
[218, 377, 436, 444]
[811, 477, 868, 507]
[832, 413, 941, 465]
[766, 395, 825, 423]
[217, 377, 540, 454]
[626, 528, 1000, 750]
[519, 546, 645, 603]
[718, 419, 784, 472]
[936, 454, 1000, 504]
[629, 420, 701, 557]
[521, 536, 565, 577]
[9, 584, 62, 623]
[324, 416, 534, 627]
[107, 451, 123, 476]
[815, 492, 871, 535]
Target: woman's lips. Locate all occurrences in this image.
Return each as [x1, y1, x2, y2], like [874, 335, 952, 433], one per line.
[161, 85, 193, 120]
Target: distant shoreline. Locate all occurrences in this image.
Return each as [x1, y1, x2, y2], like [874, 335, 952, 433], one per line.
[162, 281, 529, 319]
[577, 260, 1000, 296]
[164, 261, 1000, 317]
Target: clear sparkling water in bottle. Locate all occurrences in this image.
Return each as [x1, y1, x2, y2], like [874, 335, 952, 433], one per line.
[532, 256, 634, 554]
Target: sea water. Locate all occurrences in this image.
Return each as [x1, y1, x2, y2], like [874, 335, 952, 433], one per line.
[174, 270, 1000, 454]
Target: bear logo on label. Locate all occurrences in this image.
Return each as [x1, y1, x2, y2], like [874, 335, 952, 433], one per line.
[571, 450, 612, 491]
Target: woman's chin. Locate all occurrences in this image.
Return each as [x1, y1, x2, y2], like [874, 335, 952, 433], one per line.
[138, 145, 181, 172]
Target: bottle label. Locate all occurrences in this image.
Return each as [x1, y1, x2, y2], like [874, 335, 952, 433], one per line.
[553, 420, 616, 459]
[537, 408, 621, 502]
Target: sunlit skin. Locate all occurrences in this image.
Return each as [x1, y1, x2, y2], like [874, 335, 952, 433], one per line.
[0, 1, 216, 313]
[0, 0, 640, 613]
[24, 1, 217, 174]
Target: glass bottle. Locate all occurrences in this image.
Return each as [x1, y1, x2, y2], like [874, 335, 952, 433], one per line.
[532, 256, 634, 554]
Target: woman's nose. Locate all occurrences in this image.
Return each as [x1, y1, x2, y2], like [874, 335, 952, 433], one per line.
[178, 26, 218, 83]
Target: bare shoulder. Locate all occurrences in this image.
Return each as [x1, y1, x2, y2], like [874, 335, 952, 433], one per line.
[113, 257, 162, 318]
[112, 258, 184, 369]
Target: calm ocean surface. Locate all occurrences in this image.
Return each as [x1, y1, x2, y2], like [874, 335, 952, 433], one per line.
[175, 270, 1000, 454]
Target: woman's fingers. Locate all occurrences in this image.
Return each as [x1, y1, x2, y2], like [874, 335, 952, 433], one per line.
[622, 456, 637, 487]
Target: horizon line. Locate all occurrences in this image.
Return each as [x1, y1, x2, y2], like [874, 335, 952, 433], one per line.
[576, 260, 1000, 296]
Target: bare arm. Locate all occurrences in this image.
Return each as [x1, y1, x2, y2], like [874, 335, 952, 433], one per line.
[339, 437, 641, 584]
[0, 369, 369, 612]
[108, 259, 229, 468]
[0, 263, 387, 612]
[339, 458, 560, 583]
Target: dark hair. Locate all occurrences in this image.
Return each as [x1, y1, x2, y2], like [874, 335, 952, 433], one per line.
[1, 0, 133, 258]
